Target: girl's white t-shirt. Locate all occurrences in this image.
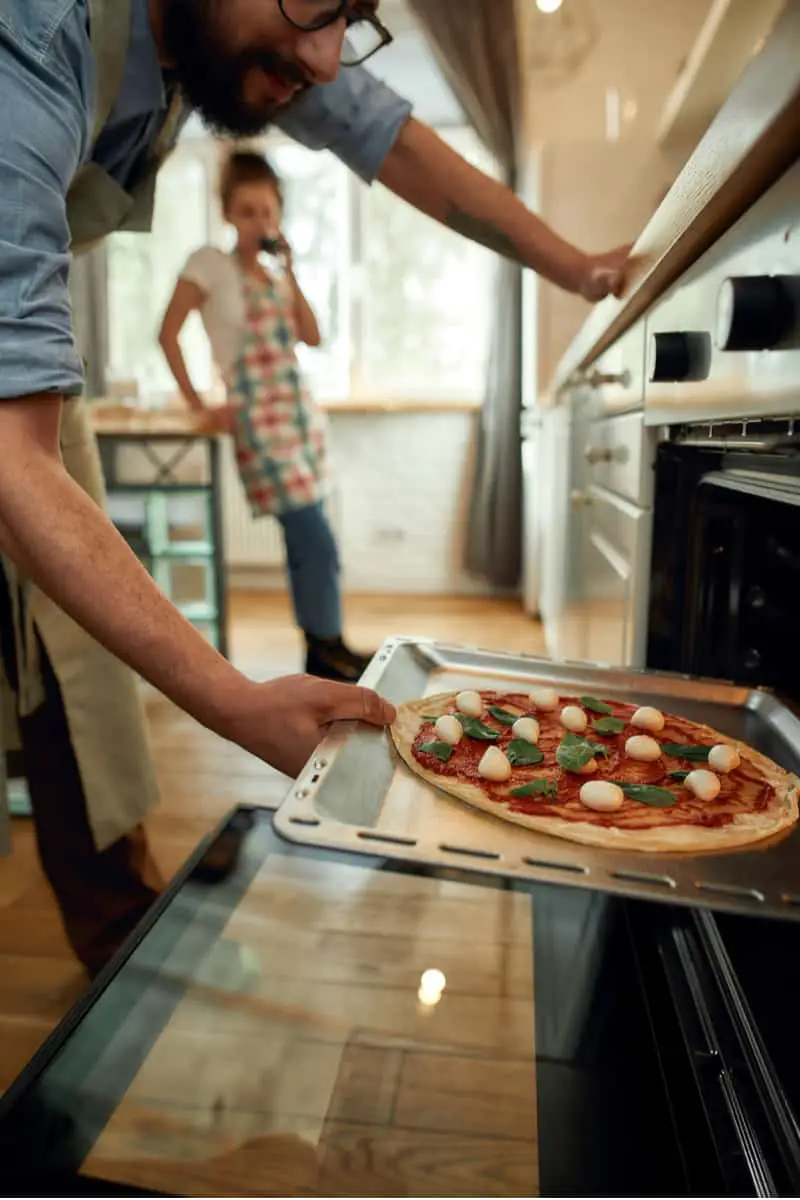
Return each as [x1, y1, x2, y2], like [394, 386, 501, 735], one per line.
[180, 247, 246, 383]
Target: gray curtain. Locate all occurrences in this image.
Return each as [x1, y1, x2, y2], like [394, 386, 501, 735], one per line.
[69, 244, 109, 398]
[408, 0, 523, 588]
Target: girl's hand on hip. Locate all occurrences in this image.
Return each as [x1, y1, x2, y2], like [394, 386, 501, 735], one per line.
[203, 403, 239, 435]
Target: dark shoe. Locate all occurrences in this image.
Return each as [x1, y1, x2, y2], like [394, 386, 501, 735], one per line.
[305, 635, 375, 682]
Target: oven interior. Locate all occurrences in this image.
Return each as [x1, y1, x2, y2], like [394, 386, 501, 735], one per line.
[647, 432, 800, 707]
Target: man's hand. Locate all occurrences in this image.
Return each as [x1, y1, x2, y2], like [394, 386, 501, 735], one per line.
[222, 674, 396, 777]
[577, 245, 632, 302]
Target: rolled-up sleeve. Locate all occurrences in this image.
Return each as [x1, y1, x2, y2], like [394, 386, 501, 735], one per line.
[275, 65, 412, 183]
[0, 8, 89, 399]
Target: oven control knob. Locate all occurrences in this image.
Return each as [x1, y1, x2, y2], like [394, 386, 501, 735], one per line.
[648, 332, 691, 382]
[715, 276, 796, 351]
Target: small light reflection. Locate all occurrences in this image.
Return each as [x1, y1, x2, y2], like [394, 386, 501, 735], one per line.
[536, 0, 563, 12]
[417, 968, 447, 1008]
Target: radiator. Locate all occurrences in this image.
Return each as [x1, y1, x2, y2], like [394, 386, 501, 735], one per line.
[221, 440, 285, 567]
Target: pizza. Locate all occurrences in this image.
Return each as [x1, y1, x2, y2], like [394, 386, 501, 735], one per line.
[390, 687, 799, 853]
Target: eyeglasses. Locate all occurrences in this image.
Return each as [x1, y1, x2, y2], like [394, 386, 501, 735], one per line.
[278, 0, 394, 66]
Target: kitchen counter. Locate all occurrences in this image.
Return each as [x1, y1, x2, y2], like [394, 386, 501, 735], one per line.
[549, 0, 800, 396]
[89, 403, 221, 438]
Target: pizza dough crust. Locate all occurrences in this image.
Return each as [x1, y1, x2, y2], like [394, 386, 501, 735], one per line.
[390, 691, 800, 855]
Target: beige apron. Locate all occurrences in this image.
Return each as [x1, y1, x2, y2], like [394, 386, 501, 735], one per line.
[0, 0, 186, 851]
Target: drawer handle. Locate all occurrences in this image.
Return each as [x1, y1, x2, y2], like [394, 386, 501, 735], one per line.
[585, 444, 630, 465]
[587, 369, 631, 389]
[570, 490, 593, 507]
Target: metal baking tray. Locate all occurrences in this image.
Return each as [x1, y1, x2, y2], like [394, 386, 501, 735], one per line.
[274, 638, 800, 920]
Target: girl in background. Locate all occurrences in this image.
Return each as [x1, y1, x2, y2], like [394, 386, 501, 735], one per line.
[159, 151, 370, 683]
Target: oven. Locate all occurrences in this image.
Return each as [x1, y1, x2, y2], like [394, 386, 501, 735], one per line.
[648, 425, 800, 698]
[632, 152, 800, 1196]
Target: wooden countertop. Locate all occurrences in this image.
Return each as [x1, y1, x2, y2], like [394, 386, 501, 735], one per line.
[90, 404, 220, 438]
[549, 0, 800, 396]
[89, 399, 479, 433]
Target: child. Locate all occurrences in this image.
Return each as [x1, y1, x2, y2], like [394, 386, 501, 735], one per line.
[159, 150, 370, 682]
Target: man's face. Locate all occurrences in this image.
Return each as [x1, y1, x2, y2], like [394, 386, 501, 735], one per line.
[159, 0, 349, 137]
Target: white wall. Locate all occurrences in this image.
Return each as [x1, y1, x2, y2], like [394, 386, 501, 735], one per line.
[517, 0, 713, 395]
[329, 410, 485, 594]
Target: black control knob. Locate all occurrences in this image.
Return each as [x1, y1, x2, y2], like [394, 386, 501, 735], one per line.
[648, 332, 691, 382]
[715, 276, 796, 351]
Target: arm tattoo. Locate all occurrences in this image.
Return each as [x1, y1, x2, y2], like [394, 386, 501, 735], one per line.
[444, 204, 524, 265]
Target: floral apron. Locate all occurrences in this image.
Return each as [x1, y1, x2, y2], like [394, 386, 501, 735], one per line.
[229, 264, 328, 518]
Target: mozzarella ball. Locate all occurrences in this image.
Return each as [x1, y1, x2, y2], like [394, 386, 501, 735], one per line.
[580, 781, 625, 813]
[708, 744, 740, 774]
[684, 769, 721, 802]
[434, 715, 463, 746]
[561, 705, 588, 734]
[625, 735, 662, 763]
[631, 706, 665, 733]
[529, 686, 559, 711]
[455, 690, 483, 718]
[572, 758, 599, 776]
[511, 716, 540, 744]
[478, 746, 512, 782]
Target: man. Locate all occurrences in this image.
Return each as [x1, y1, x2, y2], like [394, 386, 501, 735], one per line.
[0, 0, 628, 976]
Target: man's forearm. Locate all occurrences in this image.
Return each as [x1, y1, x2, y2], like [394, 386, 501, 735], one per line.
[0, 438, 250, 738]
[378, 118, 588, 293]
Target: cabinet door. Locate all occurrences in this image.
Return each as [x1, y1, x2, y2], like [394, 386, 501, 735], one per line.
[539, 404, 585, 657]
[583, 493, 652, 667]
[555, 488, 652, 668]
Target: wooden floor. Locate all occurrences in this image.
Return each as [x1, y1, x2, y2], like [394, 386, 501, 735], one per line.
[0, 591, 544, 1097]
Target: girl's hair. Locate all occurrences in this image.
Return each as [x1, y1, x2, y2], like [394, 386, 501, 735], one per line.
[219, 150, 283, 212]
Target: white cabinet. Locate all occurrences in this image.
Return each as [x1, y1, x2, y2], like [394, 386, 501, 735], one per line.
[540, 399, 656, 668]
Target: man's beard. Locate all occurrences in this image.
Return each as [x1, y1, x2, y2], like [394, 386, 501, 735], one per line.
[160, 0, 310, 137]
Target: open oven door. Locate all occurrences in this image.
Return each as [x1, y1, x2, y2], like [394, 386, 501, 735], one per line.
[629, 899, 800, 1197]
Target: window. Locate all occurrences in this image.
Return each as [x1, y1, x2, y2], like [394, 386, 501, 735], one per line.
[105, 106, 499, 406]
[106, 143, 216, 402]
[359, 127, 499, 399]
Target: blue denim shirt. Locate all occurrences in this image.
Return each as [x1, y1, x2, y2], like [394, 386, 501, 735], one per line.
[0, 0, 412, 399]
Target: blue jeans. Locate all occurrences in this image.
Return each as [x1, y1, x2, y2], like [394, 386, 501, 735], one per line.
[277, 503, 342, 640]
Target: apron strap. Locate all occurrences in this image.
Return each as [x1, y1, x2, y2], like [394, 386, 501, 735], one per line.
[86, 0, 133, 145]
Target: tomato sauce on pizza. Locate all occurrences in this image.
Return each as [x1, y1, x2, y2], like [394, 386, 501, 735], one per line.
[411, 691, 772, 830]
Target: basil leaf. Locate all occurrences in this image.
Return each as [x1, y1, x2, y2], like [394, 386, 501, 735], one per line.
[507, 740, 544, 767]
[556, 738, 597, 772]
[510, 778, 558, 800]
[456, 715, 499, 741]
[592, 716, 626, 736]
[417, 740, 453, 763]
[611, 782, 676, 807]
[668, 769, 690, 782]
[560, 731, 609, 758]
[488, 706, 518, 727]
[663, 743, 711, 763]
[580, 695, 613, 714]
[421, 715, 440, 722]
